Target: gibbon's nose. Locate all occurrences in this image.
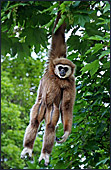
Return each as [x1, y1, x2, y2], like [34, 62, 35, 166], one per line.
[60, 69, 66, 76]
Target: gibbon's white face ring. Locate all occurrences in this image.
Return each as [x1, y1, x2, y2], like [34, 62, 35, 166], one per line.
[54, 64, 72, 79]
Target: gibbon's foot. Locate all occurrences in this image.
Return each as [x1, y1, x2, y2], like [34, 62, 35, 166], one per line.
[39, 153, 49, 166]
[21, 147, 32, 159]
[56, 131, 69, 144]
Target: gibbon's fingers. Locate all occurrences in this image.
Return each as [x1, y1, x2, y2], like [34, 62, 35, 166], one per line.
[21, 147, 32, 158]
[39, 153, 50, 166]
[39, 152, 45, 163]
[56, 131, 69, 144]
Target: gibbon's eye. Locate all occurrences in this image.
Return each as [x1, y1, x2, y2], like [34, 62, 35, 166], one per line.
[64, 67, 68, 72]
[58, 66, 63, 71]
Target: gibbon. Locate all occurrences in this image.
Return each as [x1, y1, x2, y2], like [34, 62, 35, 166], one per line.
[21, 11, 76, 166]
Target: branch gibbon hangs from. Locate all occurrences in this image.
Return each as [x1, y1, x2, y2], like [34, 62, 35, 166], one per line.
[21, 10, 76, 166]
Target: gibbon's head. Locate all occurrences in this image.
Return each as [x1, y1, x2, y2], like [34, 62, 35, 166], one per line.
[53, 58, 75, 79]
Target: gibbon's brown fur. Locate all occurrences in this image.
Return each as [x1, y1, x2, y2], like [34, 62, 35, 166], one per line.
[21, 10, 76, 166]
[49, 11, 66, 60]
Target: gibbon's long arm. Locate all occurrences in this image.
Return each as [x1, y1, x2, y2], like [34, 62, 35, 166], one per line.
[49, 11, 66, 59]
[56, 84, 76, 144]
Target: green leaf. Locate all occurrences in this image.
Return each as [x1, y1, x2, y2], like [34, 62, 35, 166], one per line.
[103, 2, 110, 13]
[103, 61, 110, 69]
[67, 53, 78, 60]
[35, 44, 40, 53]
[92, 44, 103, 55]
[88, 35, 105, 41]
[85, 22, 104, 36]
[74, 10, 93, 15]
[96, 123, 106, 135]
[67, 35, 80, 50]
[72, 1, 81, 8]
[96, 158, 109, 166]
[6, 2, 28, 11]
[22, 43, 30, 56]
[27, 161, 36, 169]
[73, 143, 79, 154]
[85, 44, 103, 55]
[89, 60, 99, 76]
[84, 142, 99, 150]
[40, 3, 58, 14]
[24, 27, 36, 46]
[53, 15, 66, 33]
[96, 19, 110, 25]
[7, 11, 12, 19]
[74, 15, 90, 27]
[81, 60, 99, 77]
[99, 49, 110, 60]
[1, 33, 12, 55]
[41, 16, 56, 28]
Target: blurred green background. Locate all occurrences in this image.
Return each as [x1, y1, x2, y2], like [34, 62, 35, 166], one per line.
[1, 1, 110, 169]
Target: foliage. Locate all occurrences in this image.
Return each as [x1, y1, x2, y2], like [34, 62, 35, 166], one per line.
[1, 57, 45, 169]
[1, 1, 110, 169]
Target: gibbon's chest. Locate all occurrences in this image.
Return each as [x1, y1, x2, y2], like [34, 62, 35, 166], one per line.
[48, 74, 74, 91]
[42, 74, 74, 106]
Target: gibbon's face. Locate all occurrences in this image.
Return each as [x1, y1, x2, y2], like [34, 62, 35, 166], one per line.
[54, 64, 72, 79]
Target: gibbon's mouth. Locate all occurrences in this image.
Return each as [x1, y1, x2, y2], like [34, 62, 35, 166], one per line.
[59, 74, 67, 79]
[60, 73, 66, 77]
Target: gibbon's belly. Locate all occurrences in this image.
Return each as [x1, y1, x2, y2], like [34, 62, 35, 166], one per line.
[46, 83, 61, 107]
[41, 77, 61, 107]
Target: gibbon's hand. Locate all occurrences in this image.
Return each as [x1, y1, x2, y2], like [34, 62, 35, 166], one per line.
[56, 131, 69, 144]
[21, 147, 32, 158]
[39, 153, 50, 166]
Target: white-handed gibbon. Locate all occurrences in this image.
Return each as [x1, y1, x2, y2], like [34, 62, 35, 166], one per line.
[21, 11, 76, 166]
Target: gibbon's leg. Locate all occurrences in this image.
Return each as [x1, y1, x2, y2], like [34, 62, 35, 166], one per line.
[21, 100, 46, 158]
[56, 89, 75, 144]
[21, 80, 46, 158]
[39, 104, 59, 166]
